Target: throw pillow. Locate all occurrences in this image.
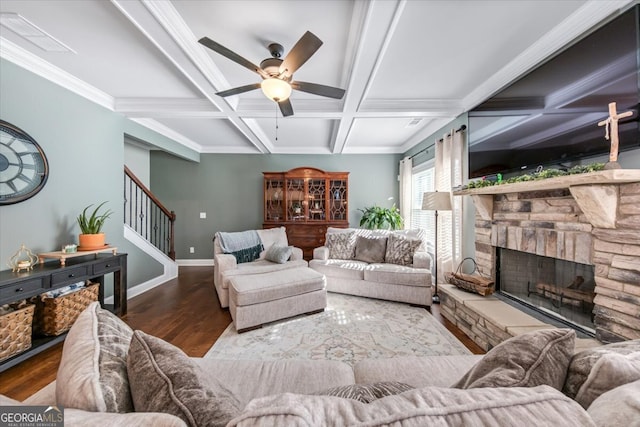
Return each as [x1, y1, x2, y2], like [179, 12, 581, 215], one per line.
[563, 338, 640, 399]
[452, 328, 575, 390]
[353, 236, 387, 263]
[574, 351, 640, 409]
[326, 231, 356, 259]
[587, 379, 640, 427]
[264, 244, 293, 264]
[385, 233, 422, 266]
[56, 302, 134, 413]
[316, 381, 413, 403]
[128, 330, 242, 427]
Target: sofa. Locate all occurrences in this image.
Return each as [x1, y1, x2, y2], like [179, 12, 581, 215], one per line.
[4, 302, 638, 427]
[213, 227, 307, 308]
[309, 227, 435, 307]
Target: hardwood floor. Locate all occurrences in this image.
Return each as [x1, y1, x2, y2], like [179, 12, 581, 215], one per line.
[0, 266, 483, 401]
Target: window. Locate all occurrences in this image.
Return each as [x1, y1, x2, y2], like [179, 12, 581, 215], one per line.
[411, 162, 435, 241]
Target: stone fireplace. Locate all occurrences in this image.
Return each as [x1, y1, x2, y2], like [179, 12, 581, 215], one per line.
[457, 170, 640, 343]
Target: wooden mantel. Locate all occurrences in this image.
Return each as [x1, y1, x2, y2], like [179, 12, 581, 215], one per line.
[454, 169, 640, 228]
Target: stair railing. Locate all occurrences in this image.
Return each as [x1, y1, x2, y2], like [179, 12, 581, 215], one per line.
[124, 166, 176, 260]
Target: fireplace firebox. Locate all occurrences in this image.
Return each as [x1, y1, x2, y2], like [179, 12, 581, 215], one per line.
[497, 248, 596, 333]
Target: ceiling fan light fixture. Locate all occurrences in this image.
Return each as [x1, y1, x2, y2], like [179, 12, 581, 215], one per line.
[261, 78, 292, 102]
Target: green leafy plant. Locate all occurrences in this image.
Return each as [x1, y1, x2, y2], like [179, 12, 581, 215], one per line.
[465, 162, 606, 189]
[77, 201, 113, 234]
[358, 204, 403, 230]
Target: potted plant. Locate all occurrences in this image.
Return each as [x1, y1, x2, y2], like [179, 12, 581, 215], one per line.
[77, 201, 113, 250]
[358, 204, 403, 230]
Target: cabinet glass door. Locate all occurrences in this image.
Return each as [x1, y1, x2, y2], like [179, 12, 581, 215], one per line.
[265, 179, 284, 221]
[307, 179, 326, 221]
[287, 178, 305, 221]
[329, 180, 348, 221]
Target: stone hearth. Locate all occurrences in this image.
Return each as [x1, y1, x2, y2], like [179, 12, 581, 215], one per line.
[454, 170, 640, 344]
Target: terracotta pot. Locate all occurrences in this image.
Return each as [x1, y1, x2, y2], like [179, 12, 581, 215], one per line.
[78, 233, 106, 251]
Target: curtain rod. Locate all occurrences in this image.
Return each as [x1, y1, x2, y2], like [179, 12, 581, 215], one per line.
[439, 124, 467, 142]
[409, 124, 467, 159]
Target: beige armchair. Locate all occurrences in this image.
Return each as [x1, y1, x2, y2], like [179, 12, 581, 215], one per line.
[213, 227, 307, 308]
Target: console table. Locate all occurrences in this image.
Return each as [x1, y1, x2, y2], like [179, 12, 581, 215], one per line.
[0, 253, 127, 372]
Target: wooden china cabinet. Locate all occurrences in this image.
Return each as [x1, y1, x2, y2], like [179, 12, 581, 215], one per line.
[263, 167, 349, 259]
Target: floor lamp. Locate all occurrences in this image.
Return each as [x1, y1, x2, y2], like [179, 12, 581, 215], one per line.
[422, 191, 452, 304]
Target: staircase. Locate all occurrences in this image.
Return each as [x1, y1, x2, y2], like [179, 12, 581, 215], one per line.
[124, 166, 176, 260]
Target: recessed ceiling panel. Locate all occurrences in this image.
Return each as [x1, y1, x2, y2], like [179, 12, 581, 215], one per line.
[347, 118, 432, 150]
[156, 118, 259, 151]
[369, 0, 585, 100]
[254, 117, 334, 151]
[0, 0, 201, 98]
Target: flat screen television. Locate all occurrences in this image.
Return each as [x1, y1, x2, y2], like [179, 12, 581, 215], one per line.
[468, 4, 639, 178]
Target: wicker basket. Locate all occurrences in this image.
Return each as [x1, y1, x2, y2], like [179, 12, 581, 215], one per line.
[32, 282, 99, 336]
[0, 303, 35, 362]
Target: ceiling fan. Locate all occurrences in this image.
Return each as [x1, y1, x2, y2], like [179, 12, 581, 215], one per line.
[198, 31, 345, 117]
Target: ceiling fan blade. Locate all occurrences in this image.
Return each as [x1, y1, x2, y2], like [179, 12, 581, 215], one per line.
[279, 31, 323, 77]
[216, 83, 261, 97]
[278, 98, 294, 117]
[290, 81, 345, 99]
[198, 37, 267, 78]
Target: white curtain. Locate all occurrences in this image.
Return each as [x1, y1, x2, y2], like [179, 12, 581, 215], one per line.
[434, 129, 465, 280]
[399, 156, 412, 229]
[451, 128, 465, 268]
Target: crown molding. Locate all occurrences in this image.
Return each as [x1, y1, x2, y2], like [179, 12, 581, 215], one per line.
[0, 36, 114, 110]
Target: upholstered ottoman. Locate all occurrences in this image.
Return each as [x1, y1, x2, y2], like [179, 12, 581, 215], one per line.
[229, 267, 327, 333]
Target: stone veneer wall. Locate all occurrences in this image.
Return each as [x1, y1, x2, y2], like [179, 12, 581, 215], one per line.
[473, 183, 640, 343]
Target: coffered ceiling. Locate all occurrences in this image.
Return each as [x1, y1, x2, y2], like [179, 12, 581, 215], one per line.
[0, 0, 633, 155]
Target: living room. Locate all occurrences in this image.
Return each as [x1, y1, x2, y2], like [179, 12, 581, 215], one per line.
[1, 1, 640, 425]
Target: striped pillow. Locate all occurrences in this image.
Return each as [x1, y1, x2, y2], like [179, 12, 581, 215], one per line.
[316, 381, 414, 403]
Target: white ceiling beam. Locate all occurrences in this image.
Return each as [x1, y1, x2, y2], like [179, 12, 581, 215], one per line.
[331, 0, 404, 153]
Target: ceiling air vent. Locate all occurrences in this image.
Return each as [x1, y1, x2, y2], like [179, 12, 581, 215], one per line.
[405, 118, 424, 128]
[0, 13, 74, 53]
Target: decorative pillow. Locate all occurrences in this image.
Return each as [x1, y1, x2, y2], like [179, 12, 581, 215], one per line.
[264, 244, 293, 264]
[228, 385, 594, 426]
[353, 236, 387, 263]
[326, 231, 356, 259]
[574, 351, 640, 409]
[127, 330, 241, 427]
[452, 328, 575, 390]
[316, 381, 413, 403]
[563, 338, 640, 399]
[256, 227, 289, 257]
[587, 379, 640, 427]
[56, 302, 134, 413]
[384, 233, 422, 266]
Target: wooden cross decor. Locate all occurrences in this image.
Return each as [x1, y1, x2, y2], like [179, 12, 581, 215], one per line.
[597, 102, 633, 163]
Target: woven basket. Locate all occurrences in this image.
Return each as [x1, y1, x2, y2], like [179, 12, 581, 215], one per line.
[0, 303, 35, 362]
[32, 282, 99, 336]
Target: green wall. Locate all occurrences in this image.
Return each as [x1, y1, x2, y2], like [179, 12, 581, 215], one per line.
[0, 59, 177, 290]
[150, 152, 401, 259]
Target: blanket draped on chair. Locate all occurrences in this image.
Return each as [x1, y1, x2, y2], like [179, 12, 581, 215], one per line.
[217, 230, 263, 264]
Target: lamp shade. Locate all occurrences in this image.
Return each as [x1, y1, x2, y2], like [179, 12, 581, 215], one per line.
[261, 78, 292, 102]
[422, 191, 452, 211]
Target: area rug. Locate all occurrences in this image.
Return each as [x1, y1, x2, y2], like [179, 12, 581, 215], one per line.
[205, 293, 471, 366]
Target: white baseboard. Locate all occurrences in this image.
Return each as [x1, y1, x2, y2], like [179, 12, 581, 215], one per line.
[176, 259, 214, 266]
[104, 272, 176, 304]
